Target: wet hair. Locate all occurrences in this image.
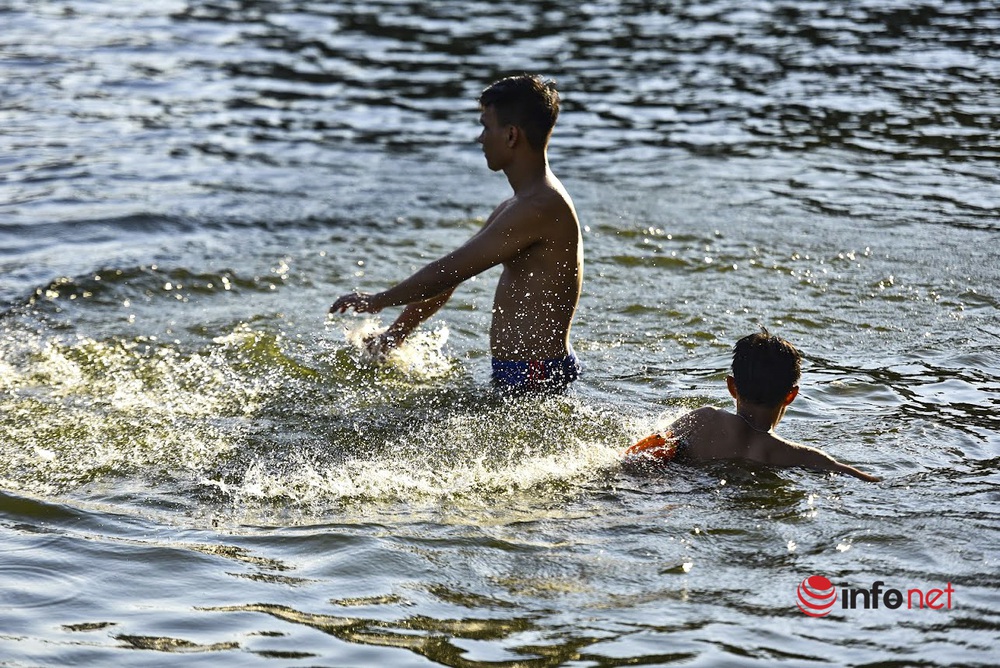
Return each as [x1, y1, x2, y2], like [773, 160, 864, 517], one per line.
[731, 327, 802, 407]
[478, 74, 560, 151]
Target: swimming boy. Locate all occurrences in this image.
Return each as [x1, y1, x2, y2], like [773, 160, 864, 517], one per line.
[330, 74, 583, 393]
[627, 328, 880, 482]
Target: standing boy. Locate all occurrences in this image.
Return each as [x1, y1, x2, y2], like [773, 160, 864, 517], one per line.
[330, 74, 583, 393]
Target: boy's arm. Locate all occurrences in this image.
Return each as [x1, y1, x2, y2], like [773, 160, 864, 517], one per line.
[330, 200, 544, 314]
[367, 289, 454, 354]
[771, 441, 881, 482]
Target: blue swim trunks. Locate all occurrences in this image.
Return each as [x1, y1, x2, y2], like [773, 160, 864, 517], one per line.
[491, 350, 581, 393]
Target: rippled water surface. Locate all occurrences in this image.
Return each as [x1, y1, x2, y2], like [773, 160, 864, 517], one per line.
[2, 1, 999, 665]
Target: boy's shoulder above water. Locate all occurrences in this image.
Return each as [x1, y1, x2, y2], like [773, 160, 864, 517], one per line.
[665, 406, 881, 482]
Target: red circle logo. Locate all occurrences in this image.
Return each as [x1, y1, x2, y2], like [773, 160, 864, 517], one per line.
[797, 575, 837, 617]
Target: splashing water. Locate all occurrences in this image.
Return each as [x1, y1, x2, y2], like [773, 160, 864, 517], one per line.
[338, 318, 454, 380]
[0, 309, 635, 519]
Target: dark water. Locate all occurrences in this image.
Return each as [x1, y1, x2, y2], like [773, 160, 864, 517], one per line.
[2, 1, 999, 665]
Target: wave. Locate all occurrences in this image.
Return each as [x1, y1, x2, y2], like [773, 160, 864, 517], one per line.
[0, 308, 633, 518]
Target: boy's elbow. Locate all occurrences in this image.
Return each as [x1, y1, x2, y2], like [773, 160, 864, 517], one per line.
[854, 469, 881, 483]
[838, 462, 880, 482]
[804, 452, 879, 483]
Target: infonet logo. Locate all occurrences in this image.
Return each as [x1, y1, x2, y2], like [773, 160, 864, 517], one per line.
[797, 575, 955, 617]
[797, 575, 838, 617]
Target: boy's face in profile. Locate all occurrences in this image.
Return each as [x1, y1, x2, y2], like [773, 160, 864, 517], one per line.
[477, 105, 509, 172]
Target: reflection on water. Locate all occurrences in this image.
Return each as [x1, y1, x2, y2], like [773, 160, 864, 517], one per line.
[203, 603, 547, 666]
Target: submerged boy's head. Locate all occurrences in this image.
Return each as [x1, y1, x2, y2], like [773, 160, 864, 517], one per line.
[478, 74, 560, 151]
[731, 328, 801, 407]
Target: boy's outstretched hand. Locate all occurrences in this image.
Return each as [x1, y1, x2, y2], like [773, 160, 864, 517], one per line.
[330, 292, 381, 315]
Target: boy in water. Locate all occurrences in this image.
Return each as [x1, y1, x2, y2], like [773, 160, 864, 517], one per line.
[330, 74, 583, 393]
[627, 328, 879, 482]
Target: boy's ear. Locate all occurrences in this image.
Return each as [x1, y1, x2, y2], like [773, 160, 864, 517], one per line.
[506, 125, 519, 147]
[784, 386, 799, 406]
[726, 375, 738, 399]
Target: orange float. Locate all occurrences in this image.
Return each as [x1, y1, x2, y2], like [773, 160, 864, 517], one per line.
[625, 432, 679, 461]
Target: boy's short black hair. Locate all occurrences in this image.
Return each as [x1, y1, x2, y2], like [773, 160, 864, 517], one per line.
[478, 74, 560, 151]
[731, 327, 802, 407]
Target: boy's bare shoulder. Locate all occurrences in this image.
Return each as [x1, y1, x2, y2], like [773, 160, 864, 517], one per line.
[517, 177, 577, 215]
[746, 433, 806, 465]
[492, 187, 565, 226]
[673, 406, 737, 458]
[681, 405, 726, 424]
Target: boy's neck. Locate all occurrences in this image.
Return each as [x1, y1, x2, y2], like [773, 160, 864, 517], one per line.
[734, 401, 786, 433]
[735, 411, 773, 434]
[504, 152, 549, 193]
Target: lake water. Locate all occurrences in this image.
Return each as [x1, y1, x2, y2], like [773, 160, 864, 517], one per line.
[2, 1, 999, 665]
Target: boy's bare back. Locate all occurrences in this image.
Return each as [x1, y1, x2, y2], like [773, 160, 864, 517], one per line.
[668, 407, 879, 482]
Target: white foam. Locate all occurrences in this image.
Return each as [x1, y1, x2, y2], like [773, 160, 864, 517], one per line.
[340, 318, 453, 379]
